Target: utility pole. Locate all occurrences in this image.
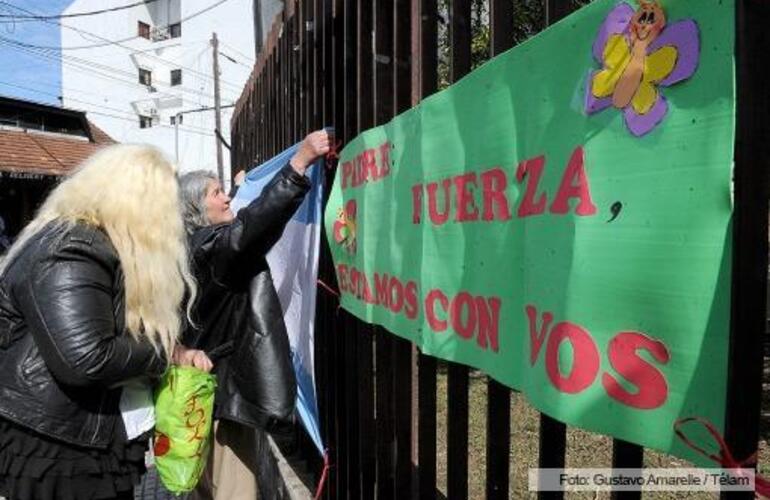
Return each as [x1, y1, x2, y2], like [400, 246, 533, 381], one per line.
[211, 32, 224, 184]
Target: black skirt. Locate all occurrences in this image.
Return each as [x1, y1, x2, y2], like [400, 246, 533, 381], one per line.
[0, 417, 147, 500]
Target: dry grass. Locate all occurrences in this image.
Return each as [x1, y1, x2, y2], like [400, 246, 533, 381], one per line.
[435, 367, 767, 500]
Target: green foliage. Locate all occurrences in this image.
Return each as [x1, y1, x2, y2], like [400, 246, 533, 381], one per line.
[437, 0, 594, 90]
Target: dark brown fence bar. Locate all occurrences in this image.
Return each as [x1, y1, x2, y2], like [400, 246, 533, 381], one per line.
[723, 0, 770, 499]
[485, 1, 515, 499]
[256, 69, 263, 164]
[343, 314, 361, 500]
[394, 0, 411, 114]
[344, 0, 368, 498]
[446, 1, 472, 498]
[302, 0, 311, 133]
[322, 0, 334, 128]
[536, 4, 573, 499]
[264, 53, 270, 158]
[371, 0, 396, 498]
[310, 0, 318, 131]
[392, 0, 414, 497]
[393, 337, 413, 498]
[372, 0, 391, 128]
[334, 269, 348, 500]
[332, 0, 344, 143]
[610, 439, 643, 500]
[298, 0, 307, 140]
[413, 1, 439, 496]
[538, 414, 566, 500]
[272, 48, 279, 156]
[358, 327, 376, 498]
[545, 0, 572, 28]
[333, 5, 349, 490]
[278, 19, 285, 148]
[292, 3, 301, 142]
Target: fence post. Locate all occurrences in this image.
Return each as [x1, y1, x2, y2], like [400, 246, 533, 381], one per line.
[322, 0, 334, 128]
[610, 440, 644, 500]
[371, 0, 397, 498]
[536, 4, 571, 500]
[723, 0, 770, 498]
[445, 0, 472, 499]
[485, 1, 515, 498]
[392, 0, 414, 497]
[412, 2, 439, 497]
[293, 3, 302, 142]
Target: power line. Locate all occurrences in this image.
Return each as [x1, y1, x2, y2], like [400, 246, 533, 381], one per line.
[0, 38, 239, 103]
[87, 109, 215, 137]
[0, 42, 161, 97]
[0, 86, 216, 138]
[0, 80, 219, 136]
[1, 76, 87, 97]
[0, 39, 153, 92]
[176, 104, 236, 115]
[220, 51, 252, 69]
[0, 0, 247, 95]
[0, 0, 231, 52]
[0, 0, 160, 20]
[0, 79, 211, 129]
[177, 0, 233, 25]
[0, 0, 248, 99]
[0, 33, 139, 50]
[0, 51, 237, 130]
[219, 41, 254, 64]
[61, 46, 230, 100]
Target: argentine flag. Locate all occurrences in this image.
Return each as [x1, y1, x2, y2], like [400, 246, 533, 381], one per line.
[230, 144, 325, 454]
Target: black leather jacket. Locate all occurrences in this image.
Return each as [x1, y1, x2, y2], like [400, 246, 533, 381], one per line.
[0, 222, 166, 448]
[183, 164, 309, 430]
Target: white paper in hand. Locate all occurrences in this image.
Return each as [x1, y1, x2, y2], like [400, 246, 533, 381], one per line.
[120, 380, 156, 440]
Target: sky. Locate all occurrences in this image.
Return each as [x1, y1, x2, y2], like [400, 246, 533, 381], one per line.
[0, 0, 73, 106]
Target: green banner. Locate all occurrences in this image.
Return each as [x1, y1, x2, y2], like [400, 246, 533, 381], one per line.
[324, 0, 734, 463]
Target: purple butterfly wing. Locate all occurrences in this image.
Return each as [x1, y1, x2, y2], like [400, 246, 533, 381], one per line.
[624, 94, 669, 137]
[592, 2, 635, 64]
[648, 19, 701, 86]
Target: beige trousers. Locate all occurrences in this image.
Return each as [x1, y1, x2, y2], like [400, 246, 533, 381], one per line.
[191, 420, 260, 500]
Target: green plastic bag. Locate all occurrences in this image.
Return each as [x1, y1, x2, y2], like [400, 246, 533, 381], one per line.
[153, 365, 217, 494]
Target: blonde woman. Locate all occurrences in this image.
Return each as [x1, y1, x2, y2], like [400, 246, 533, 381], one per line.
[0, 145, 210, 500]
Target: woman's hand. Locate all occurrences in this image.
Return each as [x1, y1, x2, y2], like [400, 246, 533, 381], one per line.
[290, 129, 331, 175]
[172, 345, 214, 372]
[233, 169, 246, 186]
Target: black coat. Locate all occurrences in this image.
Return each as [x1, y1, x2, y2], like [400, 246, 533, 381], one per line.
[183, 164, 309, 430]
[0, 222, 166, 448]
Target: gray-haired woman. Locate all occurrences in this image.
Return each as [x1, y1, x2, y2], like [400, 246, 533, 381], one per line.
[179, 130, 329, 499]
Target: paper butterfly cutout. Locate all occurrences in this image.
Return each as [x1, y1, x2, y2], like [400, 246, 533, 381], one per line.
[333, 199, 357, 254]
[585, 1, 700, 137]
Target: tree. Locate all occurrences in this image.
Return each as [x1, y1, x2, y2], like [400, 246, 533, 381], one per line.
[437, 0, 593, 89]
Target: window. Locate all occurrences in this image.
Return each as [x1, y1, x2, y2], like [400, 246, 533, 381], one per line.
[138, 21, 150, 39]
[138, 68, 152, 86]
[170, 69, 182, 86]
[139, 115, 153, 128]
[170, 115, 183, 125]
[169, 23, 181, 38]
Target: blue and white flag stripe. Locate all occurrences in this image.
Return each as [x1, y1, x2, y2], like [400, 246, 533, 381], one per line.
[231, 144, 325, 454]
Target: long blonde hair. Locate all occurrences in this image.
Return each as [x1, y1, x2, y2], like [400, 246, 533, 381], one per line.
[0, 144, 196, 359]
